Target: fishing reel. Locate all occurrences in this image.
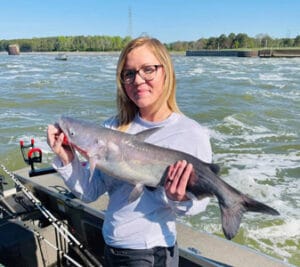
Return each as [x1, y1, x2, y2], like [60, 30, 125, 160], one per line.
[20, 139, 56, 177]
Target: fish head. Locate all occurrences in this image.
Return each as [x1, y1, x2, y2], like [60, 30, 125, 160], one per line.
[57, 116, 106, 160]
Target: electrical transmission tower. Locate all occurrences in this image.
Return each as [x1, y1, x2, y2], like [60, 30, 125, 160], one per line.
[127, 6, 132, 38]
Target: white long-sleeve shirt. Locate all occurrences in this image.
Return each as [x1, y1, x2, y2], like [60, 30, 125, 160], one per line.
[53, 112, 212, 249]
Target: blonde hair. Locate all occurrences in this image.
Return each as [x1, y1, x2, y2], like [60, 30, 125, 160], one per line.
[116, 36, 181, 131]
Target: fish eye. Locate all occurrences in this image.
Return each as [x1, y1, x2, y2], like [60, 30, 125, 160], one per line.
[69, 128, 75, 137]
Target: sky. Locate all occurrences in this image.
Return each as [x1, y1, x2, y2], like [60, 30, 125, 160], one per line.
[1, 0, 299, 43]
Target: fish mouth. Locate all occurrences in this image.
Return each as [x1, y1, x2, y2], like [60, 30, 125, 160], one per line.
[57, 116, 89, 159]
[69, 142, 89, 159]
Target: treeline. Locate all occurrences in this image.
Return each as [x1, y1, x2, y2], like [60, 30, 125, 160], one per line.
[166, 33, 300, 51]
[1, 33, 300, 52]
[0, 35, 132, 52]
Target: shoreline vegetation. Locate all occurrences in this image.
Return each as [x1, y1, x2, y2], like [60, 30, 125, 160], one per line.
[1, 33, 300, 53]
[0, 51, 123, 55]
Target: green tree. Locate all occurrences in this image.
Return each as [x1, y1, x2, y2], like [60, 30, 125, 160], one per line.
[235, 33, 249, 48]
[227, 33, 236, 48]
[206, 37, 218, 49]
[294, 35, 300, 47]
[217, 34, 227, 49]
[280, 38, 294, 47]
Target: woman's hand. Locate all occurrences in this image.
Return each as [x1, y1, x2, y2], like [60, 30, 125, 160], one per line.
[165, 160, 194, 201]
[47, 124, 74, 166]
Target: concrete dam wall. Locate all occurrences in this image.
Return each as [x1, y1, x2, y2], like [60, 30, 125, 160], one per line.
[186, 49, 300, 58]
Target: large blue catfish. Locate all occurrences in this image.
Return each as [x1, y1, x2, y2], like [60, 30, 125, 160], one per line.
[58, 116, 280, 240]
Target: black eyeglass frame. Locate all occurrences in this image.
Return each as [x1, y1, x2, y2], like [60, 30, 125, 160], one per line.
[120, 64, 163, 84]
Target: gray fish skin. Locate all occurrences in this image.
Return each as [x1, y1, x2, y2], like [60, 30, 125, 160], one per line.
[58, 116, 280, 240]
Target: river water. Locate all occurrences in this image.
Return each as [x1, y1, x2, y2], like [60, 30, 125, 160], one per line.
[0, 52, 299, 266]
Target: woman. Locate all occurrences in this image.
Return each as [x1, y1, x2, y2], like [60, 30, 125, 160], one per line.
[47, 37, 212, 267]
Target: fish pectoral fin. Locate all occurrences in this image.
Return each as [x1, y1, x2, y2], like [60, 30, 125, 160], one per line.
[88, 157, 97, 183]
[128, 183, 144, 203]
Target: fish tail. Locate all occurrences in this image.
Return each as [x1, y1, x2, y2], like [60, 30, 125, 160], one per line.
[220, 195, 280, 240]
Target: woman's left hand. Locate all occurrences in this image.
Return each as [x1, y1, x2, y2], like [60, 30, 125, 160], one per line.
[165, 160, 194, 201]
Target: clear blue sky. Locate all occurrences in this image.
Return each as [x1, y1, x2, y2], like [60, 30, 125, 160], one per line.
[1, 0, 299, 43]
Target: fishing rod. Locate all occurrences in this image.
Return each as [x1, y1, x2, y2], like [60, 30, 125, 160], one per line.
[0, 164, 102, 267]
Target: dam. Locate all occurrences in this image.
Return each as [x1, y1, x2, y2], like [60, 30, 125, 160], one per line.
[186, 49, 300, 57]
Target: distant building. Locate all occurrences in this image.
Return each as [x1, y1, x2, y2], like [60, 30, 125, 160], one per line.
[8, 44, 20, 55]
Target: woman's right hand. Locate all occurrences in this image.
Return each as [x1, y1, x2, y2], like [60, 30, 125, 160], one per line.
[47, 124, 74, 166]
[165, 160, 193, 202]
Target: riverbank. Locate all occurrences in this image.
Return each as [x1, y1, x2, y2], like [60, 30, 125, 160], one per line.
[1, 51, 122, 56]
[9, 49, 300, 58]
[1, 50, 186, 56]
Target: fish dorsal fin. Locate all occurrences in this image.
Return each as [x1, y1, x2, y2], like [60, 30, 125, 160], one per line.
[209, 163, 220, 174]
[134, 127, 161, 142]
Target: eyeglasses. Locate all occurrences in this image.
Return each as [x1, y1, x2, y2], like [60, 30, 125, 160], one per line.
[121, 64, 163, 84]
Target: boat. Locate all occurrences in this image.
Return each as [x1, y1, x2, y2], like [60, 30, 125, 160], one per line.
[55, 53, 68, 61]
[0, 141, 293, 267]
